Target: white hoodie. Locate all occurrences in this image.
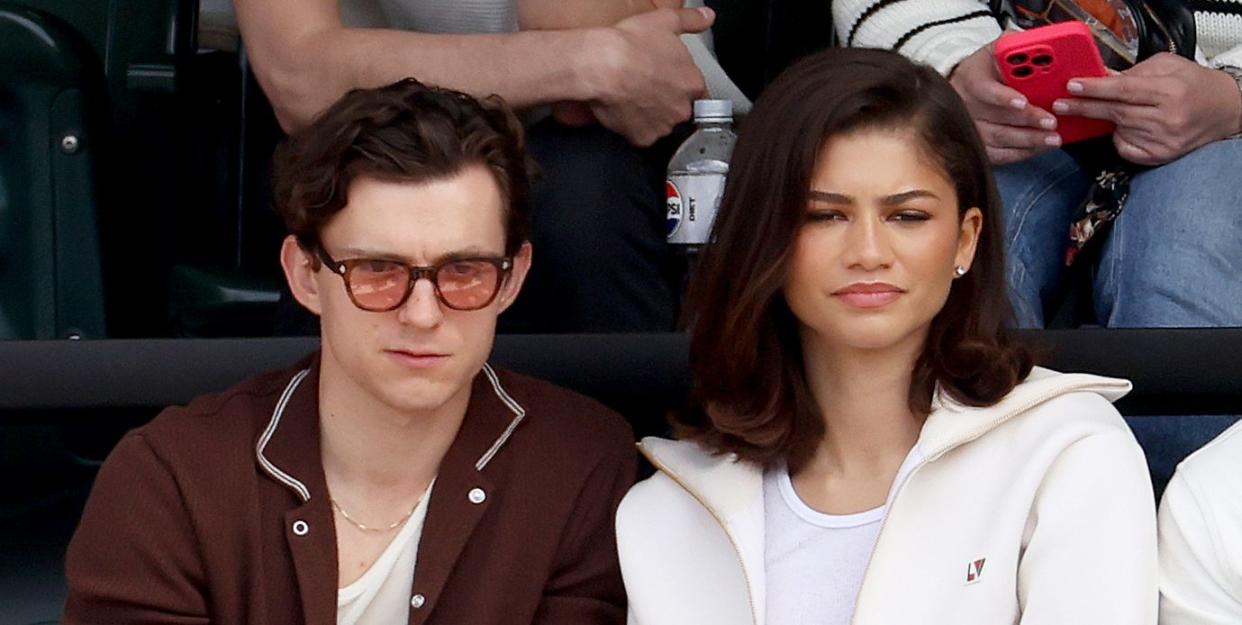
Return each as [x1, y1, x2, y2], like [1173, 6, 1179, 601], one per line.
[1158, 419, 1242, 625]
[617, 367, 1157, 625]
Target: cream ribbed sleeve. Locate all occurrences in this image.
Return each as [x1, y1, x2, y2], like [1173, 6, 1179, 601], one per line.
[833, 0, 1001, 74]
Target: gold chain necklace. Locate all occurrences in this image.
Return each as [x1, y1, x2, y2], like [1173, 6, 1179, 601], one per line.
[331, 496, 421, 534]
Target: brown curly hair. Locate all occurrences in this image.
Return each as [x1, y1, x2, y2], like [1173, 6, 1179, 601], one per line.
[272, 78, 536, 256]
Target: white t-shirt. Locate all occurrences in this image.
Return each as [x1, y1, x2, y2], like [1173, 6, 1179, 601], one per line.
[337, 482, 435, 625]
[763, 447, 922, 625]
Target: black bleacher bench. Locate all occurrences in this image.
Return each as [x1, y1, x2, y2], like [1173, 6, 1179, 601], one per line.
[2, 329, 1240, 421]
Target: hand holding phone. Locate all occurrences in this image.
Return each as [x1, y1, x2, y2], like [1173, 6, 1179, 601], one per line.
[995, 22, 1115, 144]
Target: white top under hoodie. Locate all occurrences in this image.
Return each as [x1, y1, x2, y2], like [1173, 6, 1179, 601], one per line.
[617, 367, 1157, 625]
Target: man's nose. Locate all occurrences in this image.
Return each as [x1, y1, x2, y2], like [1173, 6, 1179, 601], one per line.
[396, 277, 444, 328]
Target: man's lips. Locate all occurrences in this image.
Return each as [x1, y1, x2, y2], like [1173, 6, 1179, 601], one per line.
[831, 282, 905, 308]
[385, 349, 450, 368]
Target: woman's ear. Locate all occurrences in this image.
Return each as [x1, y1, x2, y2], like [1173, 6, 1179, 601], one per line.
[280, 235, 324, 316]
[956, 207, 984, 273]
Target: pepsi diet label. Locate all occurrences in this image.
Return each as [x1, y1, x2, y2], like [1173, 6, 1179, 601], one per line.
[665, 173, 724, 245]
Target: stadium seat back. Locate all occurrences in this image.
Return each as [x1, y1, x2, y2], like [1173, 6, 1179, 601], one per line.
[0, 4, 108, 339]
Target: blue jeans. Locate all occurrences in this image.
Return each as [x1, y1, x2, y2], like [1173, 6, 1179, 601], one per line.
[996, 137, 1242, 329]
[997, 139, 1242, 497]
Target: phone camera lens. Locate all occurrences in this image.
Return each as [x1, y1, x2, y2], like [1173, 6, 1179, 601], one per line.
[1007, 53, 1029, 65]
[1032, 54, 1054, 66]
[1013, 66, 1034, 78]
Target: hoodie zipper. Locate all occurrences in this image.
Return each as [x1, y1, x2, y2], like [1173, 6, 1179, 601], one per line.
[846, 378, 1130, 625]
[640, 445, 761, 625]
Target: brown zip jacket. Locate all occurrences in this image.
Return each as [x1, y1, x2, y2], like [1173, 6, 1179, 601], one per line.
[63, 355, 636, 625]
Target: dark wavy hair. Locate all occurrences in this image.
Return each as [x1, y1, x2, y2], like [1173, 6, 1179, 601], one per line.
[676, 48, 1034, 472]
[272, 78, 536, 256]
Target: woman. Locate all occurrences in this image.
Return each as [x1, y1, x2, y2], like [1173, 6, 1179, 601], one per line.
[616, 48, 1157, 625]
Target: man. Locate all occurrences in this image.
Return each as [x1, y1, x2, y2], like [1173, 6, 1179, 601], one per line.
[63, 79, 637, 624]
[233, 0, 749, 333]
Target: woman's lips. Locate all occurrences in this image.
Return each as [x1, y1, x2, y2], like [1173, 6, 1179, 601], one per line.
[831, 283, 905, 309]
[385, 349, 449, 369]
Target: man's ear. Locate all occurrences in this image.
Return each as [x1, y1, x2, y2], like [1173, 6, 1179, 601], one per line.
[280, 235, 323, 316]
[496, 241, 533, 313]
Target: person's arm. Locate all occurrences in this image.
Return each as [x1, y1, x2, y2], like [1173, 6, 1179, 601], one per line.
[519, 0, 683, 31]
[833, 0, 1057, 164]
[532, 431, 638, 624]
[1051, 53, 1242, 165]
[517, 0, 690, 127]
[1016, 428, 1158, 624]
[62, 433, 210, 623]
[833, 0, 999, 74]
[948, 44, 1062, 164]
[233, 0, 711, 145]
[1158, 470, 1242, 625]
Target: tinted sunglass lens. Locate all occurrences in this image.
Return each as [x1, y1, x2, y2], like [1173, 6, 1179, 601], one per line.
[437, 261, 501, 310]
[348, 260, 409, 311]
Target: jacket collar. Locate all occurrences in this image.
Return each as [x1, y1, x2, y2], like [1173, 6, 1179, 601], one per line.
[254, 358, 527, 504]
[637, 439, 767, 625]
[641, 367, 1131, 516]
[254, 356, 528, 622]
[635, 366, 1131, 625]
[917, 366, 1130, 459]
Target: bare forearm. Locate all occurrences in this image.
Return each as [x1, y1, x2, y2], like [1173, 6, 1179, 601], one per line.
[518, 0, 680, 30]
[238, 7, 609, 131]
[235, 0, 713, 145]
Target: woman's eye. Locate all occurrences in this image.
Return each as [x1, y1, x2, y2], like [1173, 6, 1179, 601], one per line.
[890, 210, 931, 222]
[806, 210, 846, 222]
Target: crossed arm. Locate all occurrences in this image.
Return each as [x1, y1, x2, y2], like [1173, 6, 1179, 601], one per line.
[234, 0, 708, 146]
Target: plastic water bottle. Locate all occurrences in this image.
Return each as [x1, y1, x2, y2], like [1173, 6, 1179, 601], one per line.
[666, 100, 736, 248]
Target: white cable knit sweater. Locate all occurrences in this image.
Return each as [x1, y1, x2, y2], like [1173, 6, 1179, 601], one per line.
[834, 0, 1242, 74]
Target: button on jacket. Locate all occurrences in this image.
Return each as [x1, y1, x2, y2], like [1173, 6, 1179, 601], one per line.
[64, 355, 637, 625]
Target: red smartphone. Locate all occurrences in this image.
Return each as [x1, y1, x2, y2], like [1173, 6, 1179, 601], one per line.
[994, 22, 1114, 144]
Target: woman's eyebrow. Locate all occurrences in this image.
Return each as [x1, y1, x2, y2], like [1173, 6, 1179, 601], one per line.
[807, 189, 939, 205]
[808, 190, 851, 204]
[880, 189, 939, 205]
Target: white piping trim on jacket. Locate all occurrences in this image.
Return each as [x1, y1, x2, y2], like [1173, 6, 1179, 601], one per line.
[475, 363, 526, 471]
[255, 368, 313, 503]
[254, 364, 525, 499]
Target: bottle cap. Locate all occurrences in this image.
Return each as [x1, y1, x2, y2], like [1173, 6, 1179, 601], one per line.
[693, 99, 733, 121]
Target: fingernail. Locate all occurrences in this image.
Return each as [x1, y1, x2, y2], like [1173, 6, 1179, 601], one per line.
[1052, 101, 1069, 113]
[1044, 135, 1062, 146]
[1040, 117, 1056, 129]
[1066, 81, 1083, 93]
[699, 7, 715, 19]
[1009, 97, 1027, 110]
